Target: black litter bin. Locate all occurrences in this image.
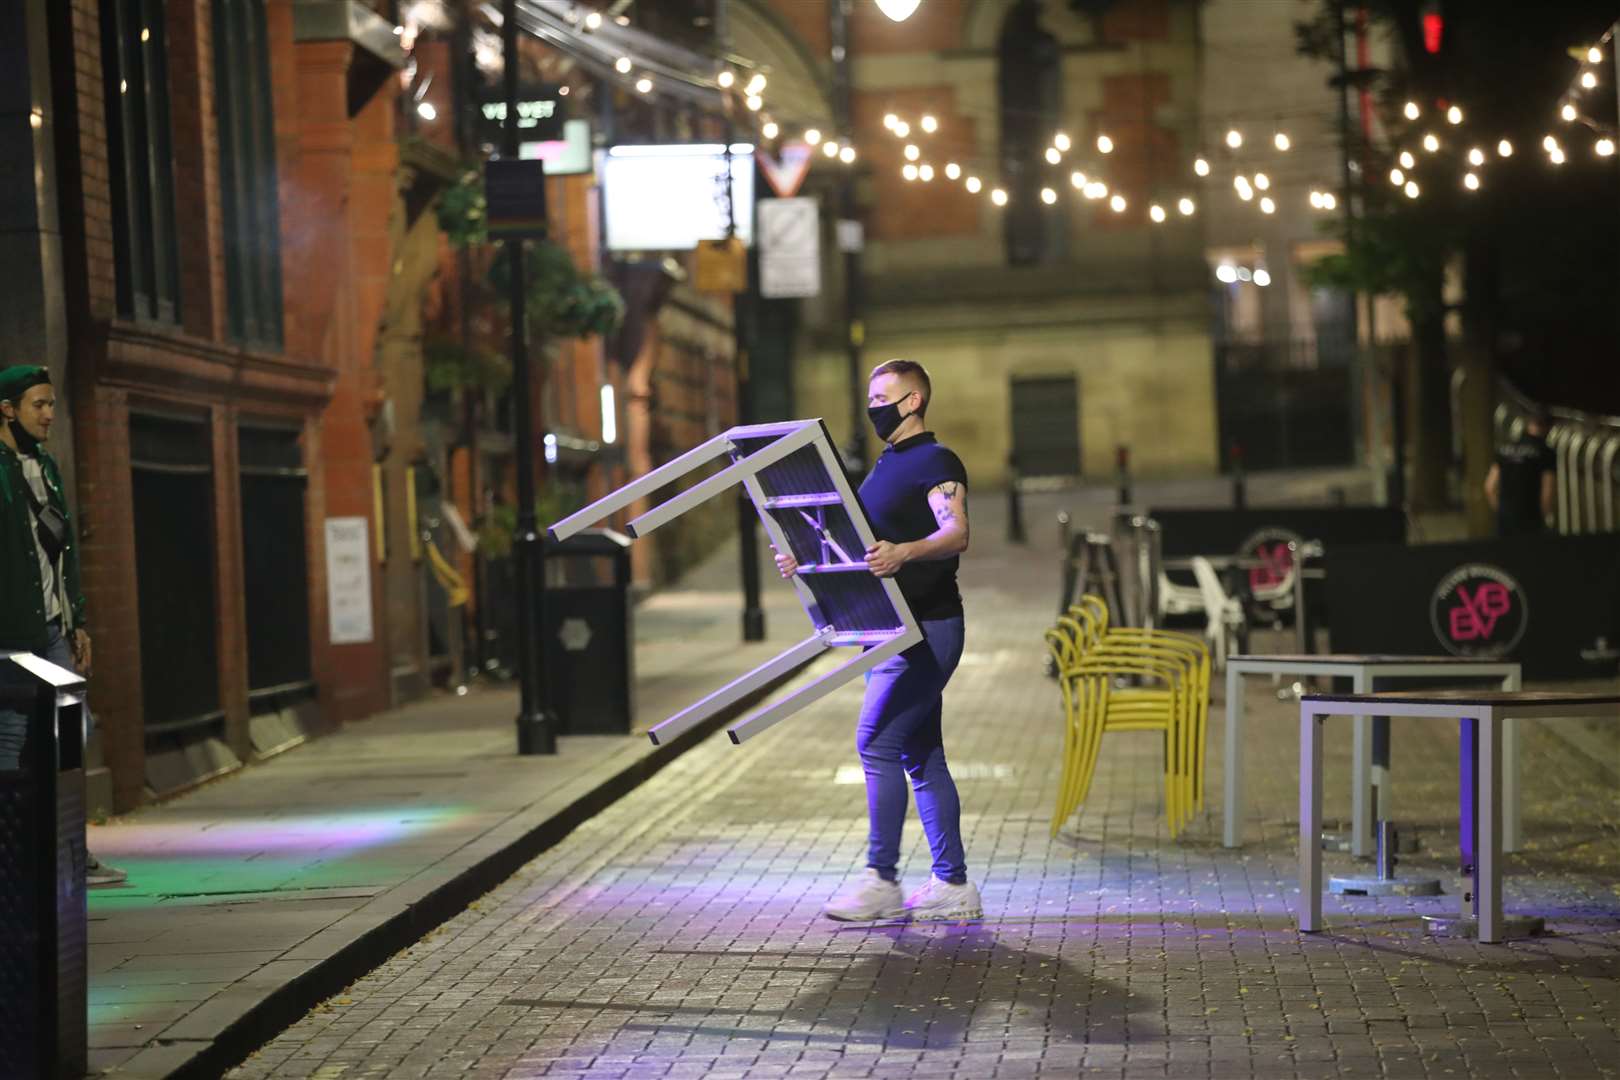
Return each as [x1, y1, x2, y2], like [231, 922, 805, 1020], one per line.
[0, 654, 89, 1079]
[543, 528, 634, 735]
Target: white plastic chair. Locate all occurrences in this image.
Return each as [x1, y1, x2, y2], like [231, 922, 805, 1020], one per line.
[1190, 556, 1245, 668]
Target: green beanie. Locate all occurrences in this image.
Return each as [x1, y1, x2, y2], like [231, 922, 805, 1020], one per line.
[0, 365, 50, 403]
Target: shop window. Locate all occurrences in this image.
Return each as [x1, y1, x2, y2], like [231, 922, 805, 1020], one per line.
[100, 0, 182, 324]
[130, 413, 220, 736]
[239, 425, 311, 705]
[212, 0, 284, 346]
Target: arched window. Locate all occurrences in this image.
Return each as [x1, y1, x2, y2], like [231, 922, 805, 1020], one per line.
[997, 0, 1065, 265]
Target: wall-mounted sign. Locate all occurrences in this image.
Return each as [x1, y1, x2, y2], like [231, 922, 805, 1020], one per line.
[326, 517, 374, 645]
[485, 158, 550, 238]
[476, 80, 567, 143]
[759, 197, 820, 299]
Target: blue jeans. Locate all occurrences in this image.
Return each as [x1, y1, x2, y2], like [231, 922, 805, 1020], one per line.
[857, 615, 967, 885]
[0, 619, 77, 770]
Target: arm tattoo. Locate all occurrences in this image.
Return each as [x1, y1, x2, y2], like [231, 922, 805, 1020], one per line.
[930, 481, 965, 528]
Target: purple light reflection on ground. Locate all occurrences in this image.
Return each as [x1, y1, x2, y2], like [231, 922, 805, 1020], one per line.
[88, 806, 470, 859]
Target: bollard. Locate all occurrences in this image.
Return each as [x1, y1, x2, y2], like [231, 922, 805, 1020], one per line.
[1115, 445, 1132, 506]
[1007, 457, 1026, 545]
[1230, 442, 1247, 509]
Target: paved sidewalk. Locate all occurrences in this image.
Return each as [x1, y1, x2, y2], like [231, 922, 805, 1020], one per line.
[86, 530, 812, 1078]
[226, 497, 1619, 1080]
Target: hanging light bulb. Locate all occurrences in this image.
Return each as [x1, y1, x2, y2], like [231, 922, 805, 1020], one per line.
[1467, 147, 1485, 166]
[762, 120, 779, 139]
[1216, 264, 1238, 283]
[919, 163, 934, 181]
[1045, 147, 1061, 165]
[614, 56, 633, 74]
[1194, 157, 1210, 177]
[1588, 46, 1604, 64]
[1178, 196, 1196, 215]
[417, 101, 437, 121]
[804, 128, 822, 146]
[1084, 181, 1108, 199]
[1253, 172, 1270, 190]
[1543, 134, 1560, 151]
[1259, 196, 1276, 214]
[945, 162, 961, 180]
[965, 176, 982, 194]
[1274, 132, 1291, 151]
[1446, 105, 1463, 125]
[904, 143, 920, 161]
[1097, 134, 1114, 154]
[1404, 180, 1420, 198]
[823, 140, 840, 158]
[745, 94, 763, 111]
[1598, 138, 1617, 157]
[1561, 102, 1579, 122]
[1422, 133, 1440, 152]
[902, 163, 919, 181]
[1309, 190, 1324, 208]
[883, 112, 899, 130]
[1399, 150, 1416, 169]
[1054, 133, 1071, 152]
[717, 70, 735, 89]
[1403, 100, 1421, 120]
[1581, 71, 1599, 90]
[1389, 167, 1405, 185]
[1149, 203, 1167, 222]
[1550, 146, 1566, 164]
[892, 120, 910, 138]
[990, 187, 1008, 206]
[1040, 187, 1057, 205]
[744, 73, 767, 96]
[584, 11, 603, 30]
[1463, 172, 1480, 190]
[1321, 192, 1337, 210]
[875, 0, 921, 20]
[636, 77, 653, 94]
[920, 114, 938, 133]
[1254, 268, 1272, 287]
[1109, 193, 1127, 213]
[1225, 129, 1242, 148]
[840, 145, 856, 164]
[1497, 138, 1514, 157]
[1070, 170, 1087, 189]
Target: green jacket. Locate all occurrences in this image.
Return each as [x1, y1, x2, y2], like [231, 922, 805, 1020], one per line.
[0, 440, 85, 651]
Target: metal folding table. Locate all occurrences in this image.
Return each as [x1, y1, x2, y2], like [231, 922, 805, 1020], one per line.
[1223, 655, 1521, 853]
[1297, 689, 1620, 944]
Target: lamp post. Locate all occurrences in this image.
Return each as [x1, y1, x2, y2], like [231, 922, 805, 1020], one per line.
[502, 0, 557, 755]
[829, 1, 867, 478]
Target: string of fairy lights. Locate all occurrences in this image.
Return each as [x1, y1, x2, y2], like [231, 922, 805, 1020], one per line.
[447, 2, 1618, 220]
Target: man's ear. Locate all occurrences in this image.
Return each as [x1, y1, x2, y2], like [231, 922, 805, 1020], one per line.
[0, 399, 13, 421]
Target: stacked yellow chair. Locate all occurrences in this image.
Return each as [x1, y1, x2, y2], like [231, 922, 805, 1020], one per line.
[1044, 594, 1211, 839]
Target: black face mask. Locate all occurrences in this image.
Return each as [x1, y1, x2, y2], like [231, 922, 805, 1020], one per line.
[868, 395, 914, 442]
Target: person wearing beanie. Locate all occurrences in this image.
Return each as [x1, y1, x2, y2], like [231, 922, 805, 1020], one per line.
[0, 364, 125, 886]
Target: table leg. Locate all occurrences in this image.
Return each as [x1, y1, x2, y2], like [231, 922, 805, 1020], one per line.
[1299, 705, 1324, 933]
[1460, 716, 1477, 915]
[1503, 670, 1521, 854]
[1223, 666, 1244, 848]
[1479, 707, 1504, 943]
[1351, 671, 1373, 858]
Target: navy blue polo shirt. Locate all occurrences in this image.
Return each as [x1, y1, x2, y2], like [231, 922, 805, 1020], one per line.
[858, 431, 968, 620]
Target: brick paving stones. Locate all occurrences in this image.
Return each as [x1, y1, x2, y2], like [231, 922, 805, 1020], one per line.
[226, 506, 1620, 1080]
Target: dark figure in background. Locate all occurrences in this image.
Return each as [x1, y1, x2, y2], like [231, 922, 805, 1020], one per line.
[1485, 410, 1556, 537]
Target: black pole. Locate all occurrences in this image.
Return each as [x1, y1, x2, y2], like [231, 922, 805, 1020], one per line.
[830, 0, 866, 478]
[503, 0, 555, 754]
[726, 133, 766, 641]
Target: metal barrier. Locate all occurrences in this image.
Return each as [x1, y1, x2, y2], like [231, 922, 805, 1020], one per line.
[1494, 386, 1620, 534]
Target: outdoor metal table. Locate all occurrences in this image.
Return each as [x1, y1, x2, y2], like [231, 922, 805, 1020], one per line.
[1297, 689, 1620, 944]
[1223, 654, 1521, 853]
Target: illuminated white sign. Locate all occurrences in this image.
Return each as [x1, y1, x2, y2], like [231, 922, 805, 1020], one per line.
[602, 144, 755, 251]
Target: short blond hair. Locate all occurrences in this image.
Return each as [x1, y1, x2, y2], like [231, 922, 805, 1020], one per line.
[869, 358, 931, 417]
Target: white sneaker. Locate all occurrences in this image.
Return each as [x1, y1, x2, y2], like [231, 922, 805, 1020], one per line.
[904, 876, 983, 921]
[822, 868, 906, 921]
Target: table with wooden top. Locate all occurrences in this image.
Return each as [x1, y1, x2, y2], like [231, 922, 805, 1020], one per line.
[1297, 689, 1620, 944]
[1224, 654, 1521, 853]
